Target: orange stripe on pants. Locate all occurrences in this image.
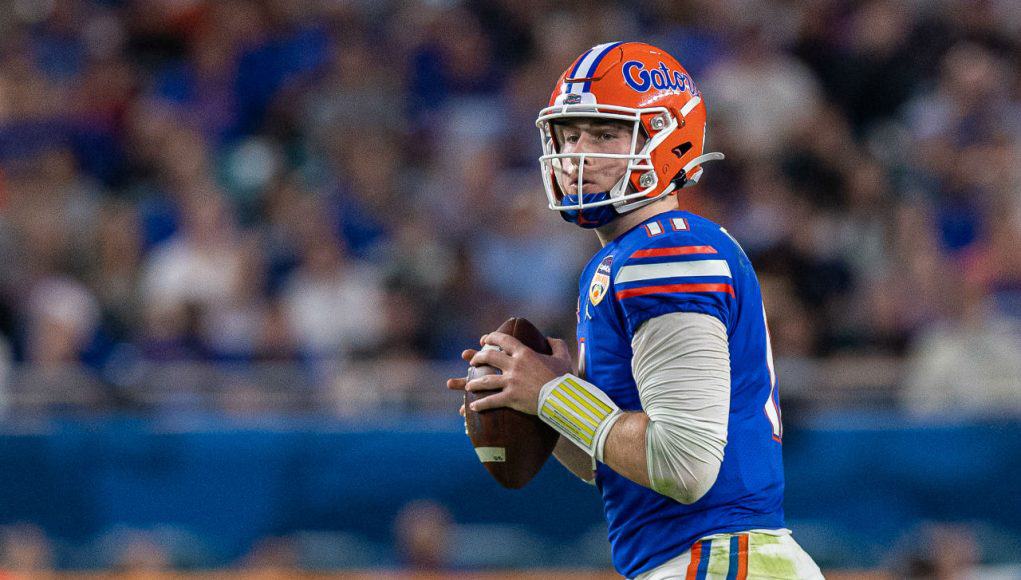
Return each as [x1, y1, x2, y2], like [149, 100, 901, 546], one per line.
[737, 534, 749, 580]
[685, 541, 703, 580]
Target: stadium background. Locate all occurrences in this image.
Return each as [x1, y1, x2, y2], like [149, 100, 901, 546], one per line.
[0, 0, 1020, 577]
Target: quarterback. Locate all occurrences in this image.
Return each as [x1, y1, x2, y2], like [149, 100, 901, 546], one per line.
[448, 42, 823, 579]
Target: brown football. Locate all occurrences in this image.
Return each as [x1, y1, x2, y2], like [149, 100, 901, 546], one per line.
[464, 317, 559, 489]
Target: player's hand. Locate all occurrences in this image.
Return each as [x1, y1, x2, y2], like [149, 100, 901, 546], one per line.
[446, 350, 474, 428]
[462, 332, 574, 415]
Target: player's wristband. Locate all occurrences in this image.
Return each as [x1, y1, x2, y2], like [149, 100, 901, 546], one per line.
[538, 374, 623, 462]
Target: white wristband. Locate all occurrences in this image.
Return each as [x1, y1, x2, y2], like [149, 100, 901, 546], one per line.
[538, 374, 623, 462]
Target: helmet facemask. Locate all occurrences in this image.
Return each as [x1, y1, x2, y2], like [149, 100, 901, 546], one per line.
[537, 104, 680, 224]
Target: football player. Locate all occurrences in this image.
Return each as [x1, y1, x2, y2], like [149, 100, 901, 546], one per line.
[447, 42, 823, 579]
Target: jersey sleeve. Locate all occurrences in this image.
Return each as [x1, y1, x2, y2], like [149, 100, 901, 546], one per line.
[612, 234, 734, 337]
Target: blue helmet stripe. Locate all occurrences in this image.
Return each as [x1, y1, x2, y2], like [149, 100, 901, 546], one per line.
[582, 41, 623, 91]
[565, 47, 594, 94]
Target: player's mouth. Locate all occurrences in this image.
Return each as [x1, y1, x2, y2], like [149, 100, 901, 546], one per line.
[565, 180, 603, 194]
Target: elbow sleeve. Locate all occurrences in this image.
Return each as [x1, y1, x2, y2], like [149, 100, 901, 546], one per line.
[646, 416, 724, 504]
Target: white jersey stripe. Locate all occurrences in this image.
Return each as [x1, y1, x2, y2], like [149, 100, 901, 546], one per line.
[615, 259, 732, 284]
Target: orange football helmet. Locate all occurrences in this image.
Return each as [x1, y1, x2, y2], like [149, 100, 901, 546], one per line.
[536, 41, 723, 226]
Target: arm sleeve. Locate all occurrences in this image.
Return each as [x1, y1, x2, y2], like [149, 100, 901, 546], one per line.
[632, 311, 730, 504]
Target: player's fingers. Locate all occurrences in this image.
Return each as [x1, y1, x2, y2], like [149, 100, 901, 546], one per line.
[483, 331, 526, 356]
[469, 348, 512, 370]
[459, 404, 466, 417]
[548, 337, 571, 360]
[447, 377, 467, 391]
[461, 349, 478, 362]
[469, 390, 510, 412]
[465, 373, 506, 392]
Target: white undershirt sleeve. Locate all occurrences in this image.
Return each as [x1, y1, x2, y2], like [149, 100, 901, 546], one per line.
[632, 311, 730, 504]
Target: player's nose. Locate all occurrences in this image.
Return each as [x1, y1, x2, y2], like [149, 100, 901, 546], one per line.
[565, 158, 595, 181]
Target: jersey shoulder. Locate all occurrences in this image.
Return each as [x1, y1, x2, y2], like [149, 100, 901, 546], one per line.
[611, 211, 740, 336]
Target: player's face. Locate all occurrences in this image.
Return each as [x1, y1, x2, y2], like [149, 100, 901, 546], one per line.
[553, 119, 640, 195]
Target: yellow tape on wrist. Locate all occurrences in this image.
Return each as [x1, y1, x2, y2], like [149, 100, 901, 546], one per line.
[538, 374, 622, 459]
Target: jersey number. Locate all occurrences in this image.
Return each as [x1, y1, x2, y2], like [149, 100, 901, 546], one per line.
[723, 225, 783, 443]
[762, 304, 783, 442]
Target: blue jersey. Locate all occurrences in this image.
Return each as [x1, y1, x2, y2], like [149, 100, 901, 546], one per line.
[577, 210, 785, 578]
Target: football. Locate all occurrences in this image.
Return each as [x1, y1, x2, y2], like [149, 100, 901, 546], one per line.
[465, 317, 560, 489]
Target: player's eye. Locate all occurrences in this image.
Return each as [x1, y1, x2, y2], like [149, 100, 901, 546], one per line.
[600, 131, 618, 140]
[563, 133, 580, 143]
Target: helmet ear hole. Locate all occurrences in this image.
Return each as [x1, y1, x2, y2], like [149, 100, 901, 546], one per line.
[672, 142, 693, 158]
[668, 142, 694, 188]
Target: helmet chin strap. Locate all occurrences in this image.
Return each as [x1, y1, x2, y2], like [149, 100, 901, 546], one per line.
[611, 151, 726, 215]
[680, 152, 726, 187]
[613, 181, 676, 214]
[558, 190, 623, 228]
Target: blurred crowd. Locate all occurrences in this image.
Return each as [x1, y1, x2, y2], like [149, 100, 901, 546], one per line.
[0, 0, 1019, 416]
